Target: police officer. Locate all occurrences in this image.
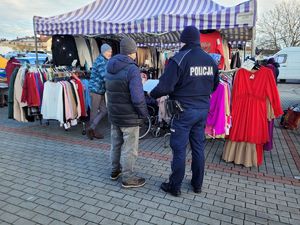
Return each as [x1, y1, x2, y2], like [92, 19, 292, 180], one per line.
[150, 26, 219, 196]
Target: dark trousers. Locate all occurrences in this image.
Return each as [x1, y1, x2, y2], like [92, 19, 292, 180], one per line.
[89, 93, 107, 130]
[169, 108, 208, 191]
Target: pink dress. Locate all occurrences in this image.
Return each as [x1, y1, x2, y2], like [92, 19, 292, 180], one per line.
[206, 83, 226, 137]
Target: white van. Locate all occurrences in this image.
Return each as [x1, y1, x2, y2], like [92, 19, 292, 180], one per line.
[273, 47, 300, 82]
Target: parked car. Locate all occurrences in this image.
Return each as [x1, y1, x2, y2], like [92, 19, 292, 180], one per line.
[273, 47, 300, 82]
[5, 51, 49, 65]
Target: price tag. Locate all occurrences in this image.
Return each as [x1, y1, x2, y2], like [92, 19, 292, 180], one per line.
[241, 59, 255, 71]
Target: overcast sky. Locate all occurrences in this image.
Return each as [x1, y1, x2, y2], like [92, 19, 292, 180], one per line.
[0, 0, 294, 39]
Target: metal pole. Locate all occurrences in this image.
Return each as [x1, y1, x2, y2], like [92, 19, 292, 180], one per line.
[244, 42, 246, 61]
[251, 27, 256, 57]
[33, 17, 39, 67]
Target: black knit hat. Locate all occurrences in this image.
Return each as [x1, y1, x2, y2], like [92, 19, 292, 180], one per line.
[120, 37, 137, 55]
[180, 26, 200, 44]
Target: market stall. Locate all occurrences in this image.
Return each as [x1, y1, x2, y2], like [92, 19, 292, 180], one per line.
[33, 0, 257, 48]
[32, 0, 258, 77]
[28, 0, 281, 170]
[31, 0, 257, 126]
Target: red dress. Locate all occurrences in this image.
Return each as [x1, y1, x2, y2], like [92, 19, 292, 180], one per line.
[229, 67, 283, 145]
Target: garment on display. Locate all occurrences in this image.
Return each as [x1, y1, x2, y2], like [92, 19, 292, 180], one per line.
[200, 31, 225, 69]
[52, 35, 79, 67]
[222, 66, 283, 167]
[205, 71, 233, 139]
[74, 37, 93, 70]
[7, 65, 90, 133]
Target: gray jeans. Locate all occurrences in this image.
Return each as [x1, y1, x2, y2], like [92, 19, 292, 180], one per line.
[110, 125, 139, 180]
[90, 93, 107, 130]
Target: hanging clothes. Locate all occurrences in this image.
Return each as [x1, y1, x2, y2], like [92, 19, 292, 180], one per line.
[80, 79, 91, 112]
[74, 37, 93, 70]
[8, 64, 89, 128]
[228, 67, 282, 143]
[52, 35, 79, 66]
[21, 72, 41, 107]
[5, 58, 20, 85]
[157, 96, 171, 123]
[223, 141, 258, 167]
[41, 81, 64, 124]
[34, 72, 45, 103]
[65, 81, 78, 120]
[13, 68, 28, 122]
[230, 51, 241, 69]
[61, 81, 72, 121]
[225, 83, 231, 135]
[222, 39, 230, 70]
[158, 51, 175, 77]
[205, 79, 232, 139]
[263, 65, 277, 151]
[205, 83, 226, 138]
[70, 80, 81, 118]
[137, 48, 153, 67]
[150, 47, 158, 70]
[8, 67, 19, 119]
[222, 67, 283, 167]
[200, 31, 225, 70]
[89, 38, 100, 62]
[42, 79, 85, 126]
[72, 75, 87, 117]
[205, 72, 233, 139]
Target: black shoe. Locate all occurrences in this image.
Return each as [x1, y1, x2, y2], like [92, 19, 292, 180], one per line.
[122, 177, 146, 188]
[110, 170, 122, 180]
[160, 182, 181, 197]
[86, 127, 94, 140]
[94, 132, 104, 139]
[191, 182, 202, 194]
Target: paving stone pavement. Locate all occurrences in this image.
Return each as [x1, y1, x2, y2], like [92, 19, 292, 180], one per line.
[0, 83, 300, 225]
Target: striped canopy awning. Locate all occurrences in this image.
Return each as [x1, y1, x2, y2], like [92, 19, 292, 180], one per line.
[34, 0, 257, 42]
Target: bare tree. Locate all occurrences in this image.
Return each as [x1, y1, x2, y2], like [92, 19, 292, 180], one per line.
[256, 0, 300, 50]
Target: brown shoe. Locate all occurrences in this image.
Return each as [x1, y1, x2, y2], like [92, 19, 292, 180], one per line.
[86, 127, 94, 140]
[94, 132, 104, 139]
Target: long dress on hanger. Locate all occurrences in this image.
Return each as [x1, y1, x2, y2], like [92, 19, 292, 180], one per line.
[223, 67, 283, 167]
[263, 64, 278, 151]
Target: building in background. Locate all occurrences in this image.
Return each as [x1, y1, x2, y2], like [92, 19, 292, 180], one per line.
[0, 36, 49, 52]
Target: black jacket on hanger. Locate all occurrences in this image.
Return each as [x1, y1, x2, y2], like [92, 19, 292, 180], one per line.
[52, 35, 79, 66]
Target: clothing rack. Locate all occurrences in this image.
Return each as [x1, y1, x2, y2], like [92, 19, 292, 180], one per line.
[12, 65, 89, 135]
[45, 69, 90, 134]
[219, 69, 236, 84]
[12, 62, 54, 67]
[44, 77, 88, 134]
[51, 70, 90, 79]
[219, 69, 237, 74]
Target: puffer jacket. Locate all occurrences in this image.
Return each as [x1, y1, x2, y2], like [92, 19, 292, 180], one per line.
[105, 54, 148, 127]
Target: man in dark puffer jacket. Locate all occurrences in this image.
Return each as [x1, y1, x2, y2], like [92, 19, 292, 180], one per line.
[105, 37, 148, 188]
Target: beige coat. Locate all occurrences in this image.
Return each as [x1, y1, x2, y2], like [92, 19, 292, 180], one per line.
[13, 68, 28, 122]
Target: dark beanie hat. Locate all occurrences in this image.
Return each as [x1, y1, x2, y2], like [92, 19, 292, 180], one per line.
[120, 37, 137, 55]
[267, 57, 275, 64]
[180, 26, 200, 44]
